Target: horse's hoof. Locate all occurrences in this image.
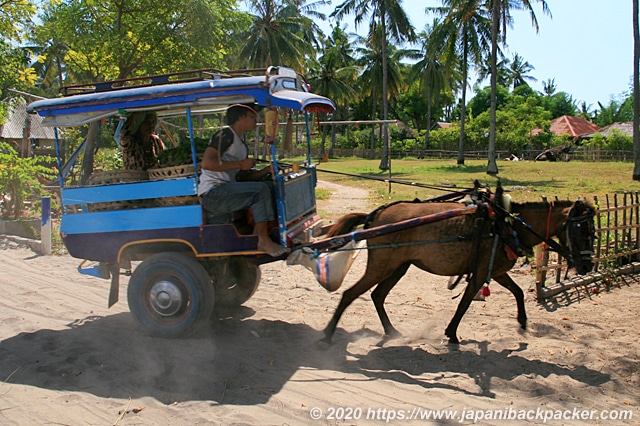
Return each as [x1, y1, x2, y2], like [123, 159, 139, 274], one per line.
[445, 330, 459, 345]
[385, 328, 402, 339]
[376, 332, 401, 347]
[316, 338, 332, 350]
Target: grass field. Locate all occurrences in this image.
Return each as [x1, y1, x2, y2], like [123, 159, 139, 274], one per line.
[308, 157, 640, 205]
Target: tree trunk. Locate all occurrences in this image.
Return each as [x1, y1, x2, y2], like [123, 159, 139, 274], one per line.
[378, 17, 390, 171]
[457, 36, 469, 166]
[487, 0, 500, 175]
[633, 0, 640, 179]
[370, 91, 378, 160]
[420, 100, 433, 159]
[80, 121, 100, 185]
[329, 123, 337, 158]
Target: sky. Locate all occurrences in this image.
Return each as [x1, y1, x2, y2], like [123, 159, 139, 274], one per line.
[313, 0, 633, 108]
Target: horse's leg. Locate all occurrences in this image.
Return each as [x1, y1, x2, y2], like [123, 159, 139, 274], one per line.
[444, 275, 483, 344]
[492, 273, 527, 330]
[322, 272, 385, 344]
[371, 262, 412, 337]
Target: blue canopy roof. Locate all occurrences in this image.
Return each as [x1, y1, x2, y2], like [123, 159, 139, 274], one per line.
[27, 72, 335, 127]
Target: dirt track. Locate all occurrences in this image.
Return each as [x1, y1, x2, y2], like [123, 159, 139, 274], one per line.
[0, 183, 639, 425]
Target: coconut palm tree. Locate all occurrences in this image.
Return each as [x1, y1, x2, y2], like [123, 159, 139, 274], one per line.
[239, 0, 324, 71]
[309, 26, 360, 157]
[542, 77, 557, 96]
[577, 101, 594, 121]
[332, 0, 416, 170]
[412, 20, 450, 159]
[508, 52, 537, 89]
[633, 0, 640, 180]
[475, 53, 509, 88]
[487, 0, 550, 175]
[355, 29, 409, 160]
[429, 0, 491, 165]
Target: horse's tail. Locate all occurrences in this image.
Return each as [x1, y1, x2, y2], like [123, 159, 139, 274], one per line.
[325, 212, 368, 237]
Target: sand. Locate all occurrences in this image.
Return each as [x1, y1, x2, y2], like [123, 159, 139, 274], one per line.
[0, 182, 639, 425]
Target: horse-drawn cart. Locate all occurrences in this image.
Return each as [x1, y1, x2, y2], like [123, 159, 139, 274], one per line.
[27, 67, 597, 343]
[27, 66, 336, 337]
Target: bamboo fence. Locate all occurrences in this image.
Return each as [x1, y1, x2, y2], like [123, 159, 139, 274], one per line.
[536, 192, 640, 301]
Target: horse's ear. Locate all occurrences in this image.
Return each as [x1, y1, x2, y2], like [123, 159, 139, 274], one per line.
[569, 199, 586, 218]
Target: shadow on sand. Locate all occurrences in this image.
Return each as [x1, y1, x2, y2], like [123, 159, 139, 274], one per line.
[0, 310, 610, 405]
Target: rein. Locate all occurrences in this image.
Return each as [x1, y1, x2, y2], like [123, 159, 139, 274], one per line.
[497, 204, 576, 262]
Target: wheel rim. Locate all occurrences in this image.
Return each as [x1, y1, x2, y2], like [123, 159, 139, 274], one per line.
[149, 279, 186, 317]
[141, 274, 192, 324]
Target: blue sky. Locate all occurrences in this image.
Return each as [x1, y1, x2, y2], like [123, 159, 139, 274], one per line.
[314, 0, 633, 109]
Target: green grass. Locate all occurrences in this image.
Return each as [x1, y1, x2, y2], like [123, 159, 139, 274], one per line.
[307, 157, 640, 205]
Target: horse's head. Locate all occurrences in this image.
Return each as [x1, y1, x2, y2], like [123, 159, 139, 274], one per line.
[559, 200, 596, 275]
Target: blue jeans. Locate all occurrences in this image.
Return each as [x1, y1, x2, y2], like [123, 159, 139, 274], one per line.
[201, 181, 275, 223]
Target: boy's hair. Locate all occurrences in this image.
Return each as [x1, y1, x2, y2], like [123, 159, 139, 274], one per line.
[226, 103, 261, 125]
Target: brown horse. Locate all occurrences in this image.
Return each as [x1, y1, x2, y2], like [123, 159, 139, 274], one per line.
[322, 190, 596, 344]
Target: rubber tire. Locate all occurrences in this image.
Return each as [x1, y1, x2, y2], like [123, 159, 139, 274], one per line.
[128, 252, 214, 337]
[212, 257, 261, 309]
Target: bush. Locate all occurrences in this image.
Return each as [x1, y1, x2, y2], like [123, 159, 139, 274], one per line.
[0, 142, 57, 219]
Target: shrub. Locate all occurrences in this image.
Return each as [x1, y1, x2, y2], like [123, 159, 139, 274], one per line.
[0, 142, 57, 219]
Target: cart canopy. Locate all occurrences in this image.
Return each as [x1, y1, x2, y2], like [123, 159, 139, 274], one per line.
[27, 67, 335, 127]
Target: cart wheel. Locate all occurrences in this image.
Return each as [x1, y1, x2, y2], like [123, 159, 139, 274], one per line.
[211, 257, 261, 309]
[128, 252, 214, 337]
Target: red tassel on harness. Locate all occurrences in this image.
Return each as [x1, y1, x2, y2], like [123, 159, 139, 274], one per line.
[481, 283, 491, 297]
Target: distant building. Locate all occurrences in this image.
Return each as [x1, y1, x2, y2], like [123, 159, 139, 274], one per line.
[430, 122, 452, 131]
[583, 122, 633, 139]
[531, 115, 601, 142]
[1, 97, 56, 157]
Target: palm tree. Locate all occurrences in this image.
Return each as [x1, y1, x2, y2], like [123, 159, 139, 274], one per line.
[487, 0, 550, 175]
[412, 20, 450, 159]
[355, 29, 408, 160]
[239, 0, 324, 71]
[542, 77, 556, 96]
[429, 0, 491, 165]
[633, 0, 640, 180]
[475, 53, 509, 88]
[508, 53, 537, 89]
[577, 101, 594, 121]
[332, 0, 416, 170]
[309, 26, 360, 157]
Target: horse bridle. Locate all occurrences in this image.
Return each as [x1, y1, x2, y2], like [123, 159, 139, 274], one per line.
[504, 202, 595, 271]
[560, 204, 596, 271]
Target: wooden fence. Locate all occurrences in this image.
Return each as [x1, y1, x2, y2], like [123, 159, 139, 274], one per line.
[536, 192, 640, 301]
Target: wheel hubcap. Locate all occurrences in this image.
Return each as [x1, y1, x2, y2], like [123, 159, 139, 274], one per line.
[149, 280, 184, 317]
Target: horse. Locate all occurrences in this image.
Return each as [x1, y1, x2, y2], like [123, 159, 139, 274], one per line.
[321, 187, 596, 345]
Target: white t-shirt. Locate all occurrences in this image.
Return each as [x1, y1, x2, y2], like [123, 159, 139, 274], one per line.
[197, 127, 248, 196]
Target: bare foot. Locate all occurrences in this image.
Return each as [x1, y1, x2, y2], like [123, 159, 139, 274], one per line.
[257, 241, 291, 257]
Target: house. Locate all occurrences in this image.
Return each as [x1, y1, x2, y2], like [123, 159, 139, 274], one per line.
[0, 97, 56, 157]
[583, 122, 633, 139]
[531, 115, 601, 142]
[430, 122, 452, 131]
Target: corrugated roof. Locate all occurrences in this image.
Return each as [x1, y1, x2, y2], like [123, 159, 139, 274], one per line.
[549, 115, 600, 137]
[1, 98, 56, 140]
[587, 121, 633, 138]
[431, 122, 452, 130]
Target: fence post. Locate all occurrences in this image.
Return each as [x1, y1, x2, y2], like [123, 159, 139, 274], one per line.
[41, 196, 51, 255]
[535, 244, 549, 299]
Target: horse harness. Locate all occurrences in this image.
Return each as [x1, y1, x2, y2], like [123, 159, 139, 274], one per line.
[331, 183, 595, 291]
